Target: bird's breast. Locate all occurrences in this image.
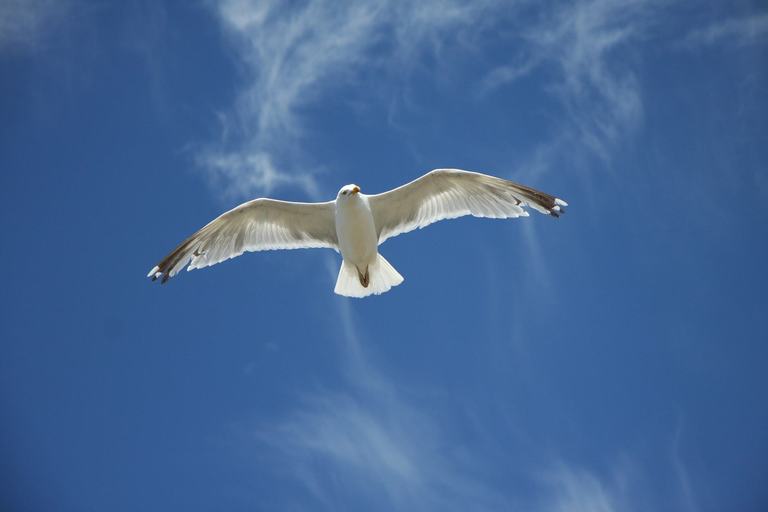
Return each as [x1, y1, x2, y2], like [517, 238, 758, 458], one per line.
[335, 197, 378, 265]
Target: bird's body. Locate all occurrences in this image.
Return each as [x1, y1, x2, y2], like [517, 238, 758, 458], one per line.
[335, 186, 377, 272]
[333, 185, 404, 296]
[148, 169, 567, 298]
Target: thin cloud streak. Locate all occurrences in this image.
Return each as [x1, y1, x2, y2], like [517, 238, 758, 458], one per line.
[484, 0, 654, 181]
[683, 13, 768, 48]
[253, 279, 509, 510]
[671, 418, 699, 512]
[256, 257, 667, 512]
[485, 0, 657, 292]
[539, 463, 626, 512]
[204, 0, 659, 197]
[254, 391, 511, 511]
[478, 57, 539, 97]
[528, 0, 647, 163]
[0, 0, 68, 53]
[203, 0, 501, 199]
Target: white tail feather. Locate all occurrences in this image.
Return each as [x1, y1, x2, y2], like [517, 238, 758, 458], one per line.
[334, 254, 404, 298]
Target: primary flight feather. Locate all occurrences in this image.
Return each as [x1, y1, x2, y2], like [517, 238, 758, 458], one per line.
[147, 169, 567, 298]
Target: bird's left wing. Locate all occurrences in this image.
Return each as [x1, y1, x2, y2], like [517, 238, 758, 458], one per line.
[368, 169, 567, 244]
[147, 198, 337, 283]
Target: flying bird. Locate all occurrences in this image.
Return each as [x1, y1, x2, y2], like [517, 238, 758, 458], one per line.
[147, 169, 567, 298]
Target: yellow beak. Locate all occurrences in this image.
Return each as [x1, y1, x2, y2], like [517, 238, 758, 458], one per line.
[351, 186, 360, 194]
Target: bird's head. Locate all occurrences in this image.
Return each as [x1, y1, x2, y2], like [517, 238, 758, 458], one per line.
[337, 184, 361, 200]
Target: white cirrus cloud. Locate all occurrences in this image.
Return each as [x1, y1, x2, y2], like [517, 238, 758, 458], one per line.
[252, 390, 510, 511]
[490, 0, 654, 172]
[202, 0, 668, 199]
[0, 0, 68, 53]
[201, 0, 503, 199]
[538, 463, 628, 512]
[683, 13, 768, 48]
[246, 265, 508, 511]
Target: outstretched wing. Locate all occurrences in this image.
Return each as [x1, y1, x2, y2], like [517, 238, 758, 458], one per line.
[368, 169, 567, 244]
[147, 198, 337, 283]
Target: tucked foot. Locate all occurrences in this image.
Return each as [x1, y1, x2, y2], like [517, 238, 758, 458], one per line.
[358, 267, 370, 288]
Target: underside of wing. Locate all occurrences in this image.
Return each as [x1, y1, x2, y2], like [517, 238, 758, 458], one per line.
[147, 198, 337, 283]
[368, 169, 567, 244]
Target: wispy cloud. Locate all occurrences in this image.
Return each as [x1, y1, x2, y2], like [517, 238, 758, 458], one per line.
[671, 417, 699, 512]
[255, 390, 509, 511]
[488, 0, 652, 170]
[683, 13, 768, 48]
[250, 281, 508, 511]
[254, 385, 654, 512]
[0, 0, 68, 53]
[247, 261, 660, 512]
[538, 463, 628, 512]
[202, 0, 664, 198]
[535, 0, 648, 161]
[479, 0, 657, 287]
[202, 0, 500, 199]
[478, 57, 539, 97]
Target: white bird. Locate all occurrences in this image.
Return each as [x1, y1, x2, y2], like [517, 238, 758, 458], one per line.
[147, 169, 567, 298]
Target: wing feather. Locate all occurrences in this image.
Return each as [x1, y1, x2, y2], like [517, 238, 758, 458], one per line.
[147, 198, 337, 283]
[368, 169, 566, 244]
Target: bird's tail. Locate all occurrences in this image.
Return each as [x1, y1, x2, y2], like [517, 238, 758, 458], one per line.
[334, 254, 404, 298]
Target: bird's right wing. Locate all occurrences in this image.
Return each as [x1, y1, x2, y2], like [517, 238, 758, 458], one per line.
[368, 169, 567, 244]
[147, 198, 337, 283]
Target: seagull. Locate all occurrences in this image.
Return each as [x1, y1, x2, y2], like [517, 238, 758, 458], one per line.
[147, 169, 567, 298]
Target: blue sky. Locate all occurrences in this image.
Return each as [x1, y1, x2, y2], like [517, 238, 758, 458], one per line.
[1, 0, 767, 510]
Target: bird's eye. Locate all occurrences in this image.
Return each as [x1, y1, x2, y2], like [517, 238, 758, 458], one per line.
[342, 191, 347, 195]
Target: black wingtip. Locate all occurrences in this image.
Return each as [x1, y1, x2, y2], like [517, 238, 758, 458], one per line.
[549, 199, 567, 218]
[148, 265, 169, 284]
